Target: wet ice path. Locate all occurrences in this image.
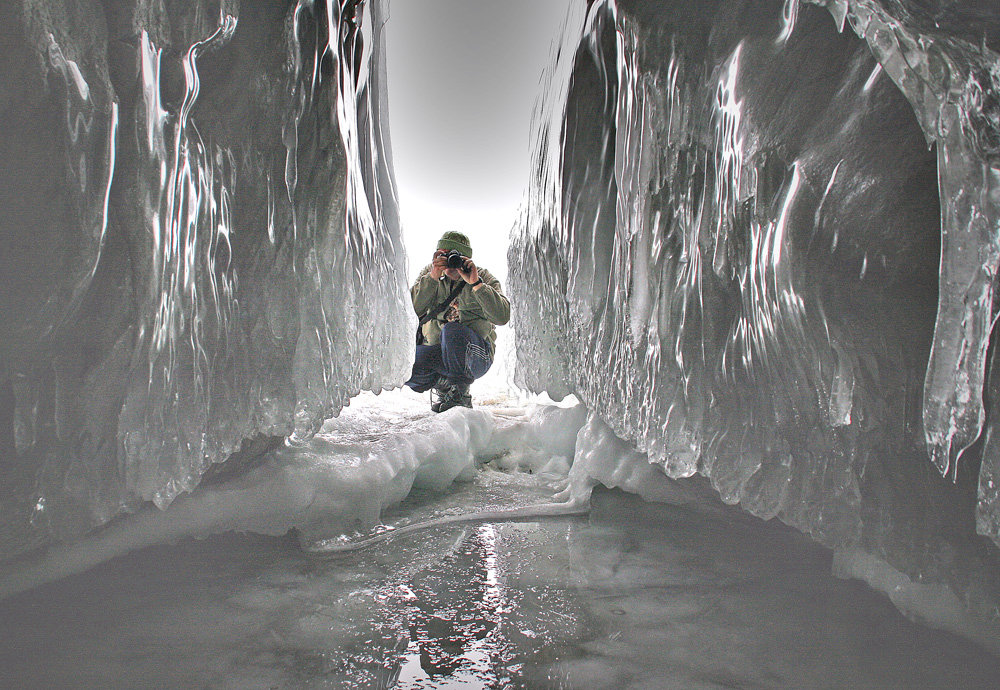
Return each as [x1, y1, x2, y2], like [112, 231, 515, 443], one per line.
[0, 482, 996, 688]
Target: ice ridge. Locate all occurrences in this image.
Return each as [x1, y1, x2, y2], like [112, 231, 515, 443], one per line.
[510, 0, 1000, 631]
[0, 394, 588, 599]
[0, 0, 410, 557]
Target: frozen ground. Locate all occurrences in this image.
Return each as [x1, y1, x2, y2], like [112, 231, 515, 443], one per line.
[0, 487, 997, 688]
[0, 392, 997, 688]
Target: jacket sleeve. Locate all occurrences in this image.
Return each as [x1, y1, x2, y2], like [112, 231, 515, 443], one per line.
[472, 271, 511, 326]
[411, 267, 447, 316]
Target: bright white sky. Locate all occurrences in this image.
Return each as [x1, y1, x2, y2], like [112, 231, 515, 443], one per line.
[385, 0, 573, 284]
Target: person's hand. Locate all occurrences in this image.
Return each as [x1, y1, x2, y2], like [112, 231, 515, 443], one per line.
[460, 257, 480, 284]
[430, 250, 448, 280]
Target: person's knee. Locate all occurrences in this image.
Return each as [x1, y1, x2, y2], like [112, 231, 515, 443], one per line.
[466, 342, 493, 381]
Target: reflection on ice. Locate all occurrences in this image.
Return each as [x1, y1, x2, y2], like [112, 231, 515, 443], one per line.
[0, 488, 996, 688]
[392, 525, 510, 686]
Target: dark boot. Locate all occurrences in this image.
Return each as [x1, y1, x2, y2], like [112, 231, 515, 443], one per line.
[437, 382, 472, 412]
[430, 377, 452, 413]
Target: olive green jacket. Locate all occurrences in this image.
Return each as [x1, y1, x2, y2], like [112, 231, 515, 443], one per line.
[411, 265, 510, 356]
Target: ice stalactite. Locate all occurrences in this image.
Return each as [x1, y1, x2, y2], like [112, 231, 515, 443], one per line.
[42, 35, 119, 333]
[806, 0, 1000, 515]
[124, 22, 241, 508]
[510, 0, 1000, 630]
[0, 0, 410, 556]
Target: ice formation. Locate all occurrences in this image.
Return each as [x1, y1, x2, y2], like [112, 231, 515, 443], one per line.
[0, 392, 586, 598]
[2, 0, 1000, 648]
[510, 0, 1000, 629]
[0, 0, 410, 556]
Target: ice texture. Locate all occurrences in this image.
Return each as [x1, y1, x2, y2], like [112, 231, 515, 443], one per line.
[0, 0, 411, 557]
[510, 0, 1000, 627]
[6, 489, 1000, 687]
[813, 0, 1000, 487]
[0, 392, 586, 599]
[5, 0, 1000, 647]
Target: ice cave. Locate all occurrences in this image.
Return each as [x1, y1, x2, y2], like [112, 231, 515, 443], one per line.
[1, 0, 1000, 686]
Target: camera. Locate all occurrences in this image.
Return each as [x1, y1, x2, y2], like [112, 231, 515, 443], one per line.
[446, 250, 468, 271]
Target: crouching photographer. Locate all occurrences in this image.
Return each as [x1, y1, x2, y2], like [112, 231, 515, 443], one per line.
[405, 231, 510, 412]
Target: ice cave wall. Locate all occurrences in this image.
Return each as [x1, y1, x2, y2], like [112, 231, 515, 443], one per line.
[510, 0, 1000, 624]
[0, 0, 411, 557]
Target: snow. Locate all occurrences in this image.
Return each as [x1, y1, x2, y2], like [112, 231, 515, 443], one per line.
[0, 390, 585, 599]
[1, 387, 996, 653]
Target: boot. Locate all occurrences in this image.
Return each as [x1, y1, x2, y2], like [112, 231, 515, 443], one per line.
[436, 382, 472, 412]
[430, 377, 452, 413]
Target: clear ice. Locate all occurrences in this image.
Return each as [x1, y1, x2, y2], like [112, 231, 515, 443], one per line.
[510, 0, 1000, 629]
[2, 0, 1000, 654]
[1, 0, 410, 554]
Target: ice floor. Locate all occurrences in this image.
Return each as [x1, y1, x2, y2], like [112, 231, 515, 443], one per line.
[0, 479, 997, 688]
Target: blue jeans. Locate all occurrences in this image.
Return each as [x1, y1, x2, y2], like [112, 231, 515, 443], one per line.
[406, 322, 493, 392]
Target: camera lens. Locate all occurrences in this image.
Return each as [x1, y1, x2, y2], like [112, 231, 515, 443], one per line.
[446, 251, 465, 270]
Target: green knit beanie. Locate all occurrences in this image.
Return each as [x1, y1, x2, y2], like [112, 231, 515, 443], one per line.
[436, 231, 473, 258]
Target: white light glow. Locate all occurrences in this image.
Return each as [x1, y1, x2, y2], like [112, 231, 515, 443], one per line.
[386, 0, 574, 284]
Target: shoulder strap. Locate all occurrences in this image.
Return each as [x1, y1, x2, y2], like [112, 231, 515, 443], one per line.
[418, 280, 466, 326]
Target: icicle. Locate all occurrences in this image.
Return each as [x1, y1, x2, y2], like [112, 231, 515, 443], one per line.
[133, 19, 243, 506]
[43, 35, 117, 329]
[776, 0, 799, 46]
[712, 42, 747, 276]
[922, 112, 1000, 480]
[862, 63, 882, 92]
[829, 342, 855, 427]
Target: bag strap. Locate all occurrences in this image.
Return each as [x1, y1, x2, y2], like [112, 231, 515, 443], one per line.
[418, 280, 467, 326]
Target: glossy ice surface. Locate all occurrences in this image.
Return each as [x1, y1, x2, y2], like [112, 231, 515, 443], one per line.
[510, 0, 1000, 630]
[0, 487, 996, 688]
[3, 0, 1000, 676]
[1, 0, 410, 557]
